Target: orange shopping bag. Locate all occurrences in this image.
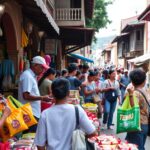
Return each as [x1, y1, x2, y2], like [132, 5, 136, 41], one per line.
[7, 96, 37, 128]
[21, 103, 37, 127]
[5, 108, 28, 137]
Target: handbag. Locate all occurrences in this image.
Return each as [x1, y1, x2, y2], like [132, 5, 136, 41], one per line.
[135, 89, 150, 136]
[72, 106, 95, 150]
[104, 80, 118, 103]
[93, 94, 100, 103]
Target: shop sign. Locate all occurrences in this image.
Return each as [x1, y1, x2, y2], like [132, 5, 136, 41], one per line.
[45, 39, 57, 55]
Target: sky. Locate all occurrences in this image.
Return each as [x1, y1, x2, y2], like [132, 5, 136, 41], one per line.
[96, 0, 147, 37]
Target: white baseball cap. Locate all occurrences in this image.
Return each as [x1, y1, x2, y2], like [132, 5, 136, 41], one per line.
[31, 56, 49, 69]
[124, 69, 128, 72]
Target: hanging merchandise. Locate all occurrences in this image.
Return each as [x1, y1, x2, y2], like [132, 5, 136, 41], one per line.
[19, 57, 24, 72]
[1, 59, 15, 91]
[21, 28, 28, 48]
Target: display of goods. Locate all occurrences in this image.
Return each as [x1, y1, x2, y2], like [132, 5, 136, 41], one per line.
[69, 90, 80, 99]
[97, 144, 117, 150]
[67, 98, 80, 105]
[89, 135, 118, 146]
[85, 110, 100, 131]
[88, 135, 138, 150]
[22, 133, 36, 139]
[82, 103, 98, 112]
[118, 142, 138, 150]
[12, 139, 35, 150]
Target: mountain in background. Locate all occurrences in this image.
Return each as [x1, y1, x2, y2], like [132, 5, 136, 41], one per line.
[92, 35, 116, 51]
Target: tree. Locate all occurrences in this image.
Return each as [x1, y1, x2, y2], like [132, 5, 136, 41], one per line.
[86, 0, 112, 41]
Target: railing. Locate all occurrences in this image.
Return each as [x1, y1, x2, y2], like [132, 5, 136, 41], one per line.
[55, 8, 82, 21]
[123, 50, 143, 58]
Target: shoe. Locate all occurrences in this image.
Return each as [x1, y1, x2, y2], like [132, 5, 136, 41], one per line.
[111, 123, 115, 126]
[108, 125, 114, 130]
[101, 123, 107, 130]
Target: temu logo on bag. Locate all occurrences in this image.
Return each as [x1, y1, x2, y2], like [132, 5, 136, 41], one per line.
[23, 114, 31, 123]
[120, 113, 134, 121]
[11, 120, 20, 129]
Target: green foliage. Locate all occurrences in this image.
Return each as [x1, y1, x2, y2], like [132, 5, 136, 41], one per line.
[86, 0, 112, 41]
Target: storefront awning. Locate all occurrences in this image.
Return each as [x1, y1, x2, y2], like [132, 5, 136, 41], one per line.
[16, 0, 59, 37]
[68, 53, 94, 63]
[60, 27, 95, 46]
[138, 5, 150, 21]
[128, 53, 150, 65]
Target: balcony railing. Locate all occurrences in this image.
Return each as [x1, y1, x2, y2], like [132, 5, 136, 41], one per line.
[123, 50, 143, 58]
[55, 8, 82, 21]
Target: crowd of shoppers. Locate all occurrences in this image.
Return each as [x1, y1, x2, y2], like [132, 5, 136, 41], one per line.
[0, 55, 150, 150]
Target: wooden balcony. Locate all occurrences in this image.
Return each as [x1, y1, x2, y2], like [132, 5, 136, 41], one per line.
[135, 41, 144, 51]
[55, 8, 85, 26]
[123, 50, 143, 58]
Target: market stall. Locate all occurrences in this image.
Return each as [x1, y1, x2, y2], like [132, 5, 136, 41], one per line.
[0, 93, 139, 150]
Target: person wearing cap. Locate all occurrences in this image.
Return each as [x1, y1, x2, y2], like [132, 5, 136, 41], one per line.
[18, 56, 51, 133]
[120, 69, 130, 103]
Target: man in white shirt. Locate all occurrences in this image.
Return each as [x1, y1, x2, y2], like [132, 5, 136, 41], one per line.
[18, 56, 51, 132]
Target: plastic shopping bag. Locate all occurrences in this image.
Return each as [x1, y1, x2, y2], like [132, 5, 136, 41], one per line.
[21, 103, 37, 127]
[117, 96, 141, 133]
[7, 96, 37, 127]
[5, 108, 28, 137]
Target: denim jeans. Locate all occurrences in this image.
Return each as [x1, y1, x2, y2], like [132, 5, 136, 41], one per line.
[103, 99, 117, 127]
[126, 124, 148, 150]
[121, 88, 126, 103]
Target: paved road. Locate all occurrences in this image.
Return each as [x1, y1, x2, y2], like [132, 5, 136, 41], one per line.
[100, 103, 150, 150]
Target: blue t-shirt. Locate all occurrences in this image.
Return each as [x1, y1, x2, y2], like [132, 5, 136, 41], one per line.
[84, 82, 95, 101]
[66, 76, 81, 90]
[120, 75, 130, 89]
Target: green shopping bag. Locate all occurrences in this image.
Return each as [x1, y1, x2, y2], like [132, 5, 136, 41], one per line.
[117, 96, 141, 133]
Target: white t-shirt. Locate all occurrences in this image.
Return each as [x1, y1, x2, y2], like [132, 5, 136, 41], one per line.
[34, 104, 95, 150]
[18, 69, 41, 118]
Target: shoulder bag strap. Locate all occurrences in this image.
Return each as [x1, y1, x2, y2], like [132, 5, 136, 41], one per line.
[135, 89, 150, 108]
[74, 106, 79, 129]
[107, 79, 111, 87]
